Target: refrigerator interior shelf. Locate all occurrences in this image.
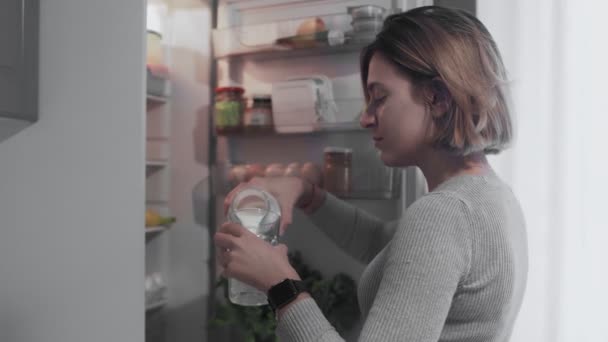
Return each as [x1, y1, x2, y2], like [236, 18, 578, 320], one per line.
[145, 226, 166, 241]
[213, 13, 372, 59]
[335, 190, 400, 200]
[146, 93, 168, 106]
[215, 40, 369, 60]
[146, 160, 168, 177]
[217, 120, 365, 137]
[219, 161, 401, 200]
[145, 300, 167, 312]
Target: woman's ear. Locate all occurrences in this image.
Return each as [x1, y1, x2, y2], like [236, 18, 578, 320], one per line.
[429, 78, 451, 118]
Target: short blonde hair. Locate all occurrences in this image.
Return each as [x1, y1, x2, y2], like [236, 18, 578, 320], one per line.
[361, 6, 512, 155]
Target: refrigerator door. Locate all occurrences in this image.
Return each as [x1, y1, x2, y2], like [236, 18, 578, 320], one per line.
[0, 0, 38, 142]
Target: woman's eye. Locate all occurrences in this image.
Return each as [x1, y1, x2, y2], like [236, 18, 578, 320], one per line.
[365, 96, 386, 117]
[369, 96, 387, 108]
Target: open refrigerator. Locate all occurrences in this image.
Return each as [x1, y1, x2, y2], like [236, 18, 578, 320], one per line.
[144, 0, 475, 341]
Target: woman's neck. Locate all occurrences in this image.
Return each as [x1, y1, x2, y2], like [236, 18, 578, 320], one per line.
[417, 150, 491, 192]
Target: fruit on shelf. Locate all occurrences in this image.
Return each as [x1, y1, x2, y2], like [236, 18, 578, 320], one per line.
[296, 17, 326, 36]
[146, 209, 176, 227]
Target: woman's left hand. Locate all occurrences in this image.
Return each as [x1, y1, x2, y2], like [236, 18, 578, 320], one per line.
[214, 222, 301, 292]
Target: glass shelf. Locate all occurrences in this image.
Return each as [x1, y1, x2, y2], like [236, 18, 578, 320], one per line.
[335, 189, 399, 200]
[145, 300, 166, 312]
[146, 160, 168, 177]
[146, 94, 168, 106]
[213, 13, 374, 60]
[217, 120, 365, 138]
[216, 40, 369, 61]
[216, 161, 400, 200]
[145, 226, 166, 241]
[216, 97, 367, 137]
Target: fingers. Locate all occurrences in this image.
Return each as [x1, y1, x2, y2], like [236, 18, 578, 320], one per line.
[214, 232, 237, 250]
[216, 245, 232, 266]
[219, 222, 246, 237]
[214, 231, 241, 273]
[279, 204, 293, 235]
[221, 262, 251, 286]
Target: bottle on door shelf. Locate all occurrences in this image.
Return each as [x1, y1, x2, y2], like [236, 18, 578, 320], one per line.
[244, 95, 274, 133]
[215, 86, 245, 134]
[323, 147, 352, 196]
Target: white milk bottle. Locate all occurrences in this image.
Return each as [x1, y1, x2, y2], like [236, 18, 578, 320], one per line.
[226, 187, 281, 306]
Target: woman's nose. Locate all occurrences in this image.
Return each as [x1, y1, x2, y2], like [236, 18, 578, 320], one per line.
[360, 107, 376, 128]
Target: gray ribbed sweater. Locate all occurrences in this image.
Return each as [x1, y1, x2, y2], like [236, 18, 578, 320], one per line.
[276, 172, 528, 341]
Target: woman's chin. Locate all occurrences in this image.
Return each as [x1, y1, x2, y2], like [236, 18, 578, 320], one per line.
[379, 151, 414, 168]
[379, 151, 399, 167]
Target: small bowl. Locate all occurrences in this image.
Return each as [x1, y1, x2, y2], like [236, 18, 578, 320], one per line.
[348, 5, 386, 20]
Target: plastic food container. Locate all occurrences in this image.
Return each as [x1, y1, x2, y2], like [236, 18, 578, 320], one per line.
[146, 30, 164, 66]
[272, 75, 337, 133]
[352, 18, 384, 33]
[348, 5, 386, 20]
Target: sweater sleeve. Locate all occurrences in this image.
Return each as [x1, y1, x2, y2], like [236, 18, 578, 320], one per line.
[306, 193, 399, 264]
[277, 193, 472, 342]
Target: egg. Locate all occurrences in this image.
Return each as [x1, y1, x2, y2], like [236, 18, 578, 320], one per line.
[301, 162, 322, 186]
[246, 163, 265, 181]
[284, 162, 301, 177]
[265, 163, 285, 177]
[229, 165, 248, 184]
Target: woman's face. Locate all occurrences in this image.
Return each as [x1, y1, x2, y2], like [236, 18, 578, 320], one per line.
[360, 52, 433, 167]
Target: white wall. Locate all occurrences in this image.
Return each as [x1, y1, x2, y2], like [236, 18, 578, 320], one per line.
[480, 1, 608, 341]
[0, 1, 146, 342]
[478, 2, 553, 342]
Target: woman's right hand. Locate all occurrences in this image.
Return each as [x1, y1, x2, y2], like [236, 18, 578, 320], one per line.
[224, 177, 309, 235]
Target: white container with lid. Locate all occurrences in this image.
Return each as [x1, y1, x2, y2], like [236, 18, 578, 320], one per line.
[271, 75, 338, 133]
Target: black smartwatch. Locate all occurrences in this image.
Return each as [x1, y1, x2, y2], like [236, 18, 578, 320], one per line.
[267, 279, 307, 313]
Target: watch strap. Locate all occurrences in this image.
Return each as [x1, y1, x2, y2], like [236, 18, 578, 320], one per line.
[267, 279, 307, 313]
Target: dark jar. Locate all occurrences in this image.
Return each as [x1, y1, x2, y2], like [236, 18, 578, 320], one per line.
[323, 147, 352, 196]
[244, 95, 274, 133]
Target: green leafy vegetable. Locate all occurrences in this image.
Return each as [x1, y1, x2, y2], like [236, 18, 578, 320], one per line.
[210, 251, 360, 341]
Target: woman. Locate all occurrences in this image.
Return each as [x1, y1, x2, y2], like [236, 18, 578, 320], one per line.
[214, 6, 528, 341]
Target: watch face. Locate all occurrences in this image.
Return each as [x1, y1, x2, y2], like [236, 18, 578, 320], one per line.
[268, 279, 300, 309]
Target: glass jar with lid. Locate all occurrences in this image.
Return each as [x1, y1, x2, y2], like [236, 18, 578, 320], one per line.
[227, 187, 281, 306]
[244, 95, 274, 133]
[323, 147, 352, 196]
[215, 86, 245, 134]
